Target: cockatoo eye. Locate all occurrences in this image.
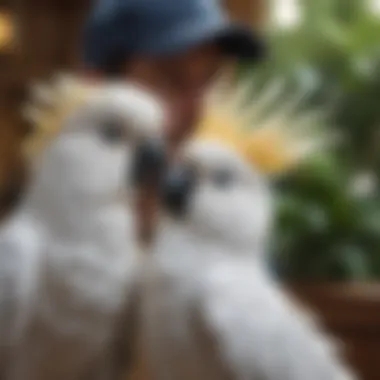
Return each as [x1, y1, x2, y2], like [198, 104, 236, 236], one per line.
[213, 169, 235, 189]
[99, 120, 128, 144]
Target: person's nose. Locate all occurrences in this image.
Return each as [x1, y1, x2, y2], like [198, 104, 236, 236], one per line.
[166, 95, 203, 144]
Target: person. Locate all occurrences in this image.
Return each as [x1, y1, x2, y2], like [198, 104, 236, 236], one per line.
[83, 0, 266, 241]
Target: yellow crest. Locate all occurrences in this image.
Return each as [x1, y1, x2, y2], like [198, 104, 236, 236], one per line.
[22, 74, 93, 160]
[22, 72, 337, 176]
[194, 75, 337, 175]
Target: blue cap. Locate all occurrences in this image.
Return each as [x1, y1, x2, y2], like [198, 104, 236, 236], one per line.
[83, 0, 265, 70]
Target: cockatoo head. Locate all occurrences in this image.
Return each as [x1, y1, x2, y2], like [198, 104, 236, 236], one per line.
[155, 74, 335, 252]
[24, 76, 168, 210]
[161, 140, 273, 251]
[155, 76, 337, 249]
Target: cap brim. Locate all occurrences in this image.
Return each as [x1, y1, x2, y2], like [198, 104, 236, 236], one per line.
[214, 24, 266, 62]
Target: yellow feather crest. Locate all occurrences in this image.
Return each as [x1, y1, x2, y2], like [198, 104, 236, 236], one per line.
[22, 73, 337, 176]
[22, 73, 93, 159]
[194, 76, 337, 175]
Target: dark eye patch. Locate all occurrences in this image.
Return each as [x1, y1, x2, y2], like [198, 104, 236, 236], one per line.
[99, 120, 126, 144]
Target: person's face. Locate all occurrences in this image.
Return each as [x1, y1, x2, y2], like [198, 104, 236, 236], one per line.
[125, 44, 227, 151]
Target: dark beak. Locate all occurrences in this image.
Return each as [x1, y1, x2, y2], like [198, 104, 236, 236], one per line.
[131, 138, 168, 245]
[131, 138, 168, 188]
[161, 165, 195, 218]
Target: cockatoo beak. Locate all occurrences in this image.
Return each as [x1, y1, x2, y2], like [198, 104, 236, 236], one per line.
[161, 164, 195, 218]
[131, 138, 168, 188]
[131, 137, 168, 245]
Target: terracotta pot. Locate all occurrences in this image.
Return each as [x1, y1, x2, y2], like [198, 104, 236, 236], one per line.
[291, 284, 380, 380]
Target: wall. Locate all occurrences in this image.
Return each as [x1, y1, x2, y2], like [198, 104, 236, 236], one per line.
[0, 0, 90, 216]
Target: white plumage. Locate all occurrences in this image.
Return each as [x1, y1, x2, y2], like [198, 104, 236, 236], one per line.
[140, 140, 357, 380]
[0, 78, 166, 380]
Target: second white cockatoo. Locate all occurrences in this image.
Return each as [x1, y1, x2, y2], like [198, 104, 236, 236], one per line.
[138, 77, 356, 380]
[0, 75, 167, 380]
[140, 140, 356, 380]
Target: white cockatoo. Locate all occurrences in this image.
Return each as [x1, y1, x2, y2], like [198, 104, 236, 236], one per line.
[0, 75, 167, 380]
[138, 77, 356, 380]
[140, 140, 356, 380]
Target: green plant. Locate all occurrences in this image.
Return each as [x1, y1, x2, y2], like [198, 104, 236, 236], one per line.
[242, 0, 380, 281]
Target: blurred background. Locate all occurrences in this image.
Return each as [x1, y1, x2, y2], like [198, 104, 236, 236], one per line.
[254, 0, 380, 283]
[0, 0, 379, 379]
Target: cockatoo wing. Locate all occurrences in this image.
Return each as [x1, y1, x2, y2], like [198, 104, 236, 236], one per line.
[196, 260, 356, 380]
[0, 208, 140, 380]
[0, 215, 44, 377]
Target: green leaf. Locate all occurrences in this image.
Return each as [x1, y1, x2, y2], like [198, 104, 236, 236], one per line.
[328, 245, 371, 281]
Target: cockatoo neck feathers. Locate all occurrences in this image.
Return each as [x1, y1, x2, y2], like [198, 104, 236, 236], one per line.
[194, 74, 338, 176]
